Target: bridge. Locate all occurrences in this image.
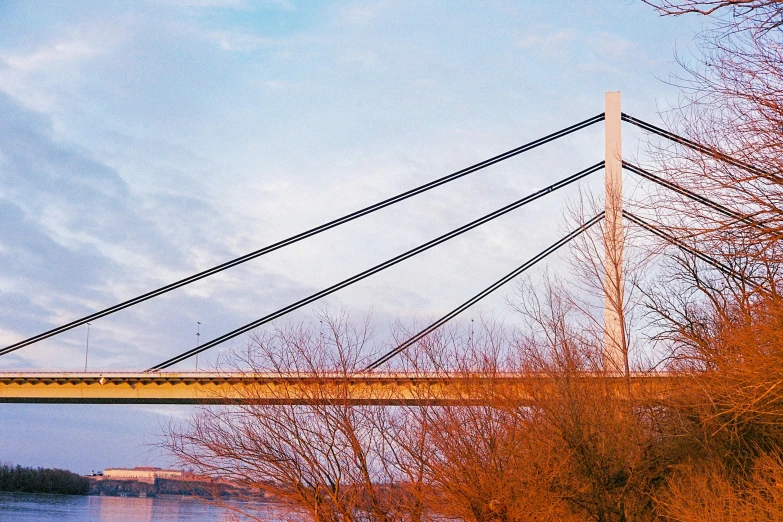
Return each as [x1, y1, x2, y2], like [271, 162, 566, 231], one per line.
[0, 92, 760, 404]
[0, 371, 674, 405]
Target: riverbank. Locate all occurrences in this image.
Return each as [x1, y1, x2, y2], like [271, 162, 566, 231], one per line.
[87, 476, 269, 501]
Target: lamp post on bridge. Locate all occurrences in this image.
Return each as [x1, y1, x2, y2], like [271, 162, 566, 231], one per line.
[84, 323, 91, 372]
[604, 91, 627, 376]
[195, 322, 201, 372]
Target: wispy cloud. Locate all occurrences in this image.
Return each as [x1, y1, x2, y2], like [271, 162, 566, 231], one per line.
[149, 0, 293, 9]
[339, 49, 377, 67]
[338, 5, 381, 26]
[587, 31, 634, 59]
[0, 0, 702, 470]
[262, 79, 294, 90]
[517, 28, 576, 52]
[2, 40, 96, 72]
[0, 37, 108, 112]
[204, 30, 282, 51]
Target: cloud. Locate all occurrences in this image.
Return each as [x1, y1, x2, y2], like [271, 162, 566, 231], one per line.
[0, 94, 224, 367]
[339, 6, 380, 26]
[0, 37, 105, 112]
[148, 0, 292, 9]
[0, 328, 23, 347]
[262, 79, 293, 90]
[517, 28, 576, 52]
[339, 49, 377, 67]
[152, 0, 250, 6]
[0, 94, 144, 366]
[587, 31, 634, 59]
[0, 91, 327, 371]
[1, 403, 178, 473]
[2, 40, 96, 73]
[0, 0, 705, 475]
[203, 30, 282, 51]
[515, 27, 632, 62]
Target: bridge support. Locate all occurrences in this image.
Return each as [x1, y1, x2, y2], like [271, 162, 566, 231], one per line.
[604, 92, 626, 374]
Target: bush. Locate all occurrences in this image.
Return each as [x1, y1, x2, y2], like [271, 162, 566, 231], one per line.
[0, 463, 90, 495]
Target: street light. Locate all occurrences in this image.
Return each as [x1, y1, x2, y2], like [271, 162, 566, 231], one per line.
[84, 323, 91, 372]
[195, 322, 201, 371]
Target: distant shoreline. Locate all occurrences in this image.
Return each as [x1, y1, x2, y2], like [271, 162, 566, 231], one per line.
[87, 476, 270, 501]
[0, 464, 89, 496]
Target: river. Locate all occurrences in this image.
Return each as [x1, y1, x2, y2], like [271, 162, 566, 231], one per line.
[0, 492, 283, 521]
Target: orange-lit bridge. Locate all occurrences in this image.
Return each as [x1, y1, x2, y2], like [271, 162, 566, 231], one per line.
[0, 371, 672, 405]
[0, 95, 733, 403]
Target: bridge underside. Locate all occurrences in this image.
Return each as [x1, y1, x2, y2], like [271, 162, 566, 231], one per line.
[0, 372, 670, 405]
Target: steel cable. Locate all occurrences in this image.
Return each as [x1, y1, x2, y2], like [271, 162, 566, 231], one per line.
[622, 210, 765, 291]
[0, 114, 605, 358]
[364, 212, 605, 371]
[621, 113, 778, 181]
[623, 161, 767, 229]
[149, 162, 604, 370]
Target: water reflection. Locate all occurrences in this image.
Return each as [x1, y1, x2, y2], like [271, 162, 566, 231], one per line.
[96, 496, 153, 521]
[0, 492, 278, 521]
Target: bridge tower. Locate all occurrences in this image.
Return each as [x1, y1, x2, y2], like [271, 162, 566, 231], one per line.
[604, 91, 626, 374]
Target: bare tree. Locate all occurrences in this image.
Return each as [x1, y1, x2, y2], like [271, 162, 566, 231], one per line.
[394, 324, 574, 522]
[164, 313, 417, 521]
[638, 0, 783, 454]
[627, 3, 783, 501]
[644, 0, 783, 31]
[660, 452, 783, 521]
[511, 276, 670, 522]
[637, 0, 783, 287]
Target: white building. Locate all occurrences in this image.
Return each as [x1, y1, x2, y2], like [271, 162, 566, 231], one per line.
[102, 467, 183, 483]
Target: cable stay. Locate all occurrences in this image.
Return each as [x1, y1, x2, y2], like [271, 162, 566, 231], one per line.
[148, 162, 604, 371]
[0, 114, 605, 359]
[623, 162, 768, 230]
[622, 210, 766, 292]
[621, 113, 778, 182]
[364, 212, 605, 371]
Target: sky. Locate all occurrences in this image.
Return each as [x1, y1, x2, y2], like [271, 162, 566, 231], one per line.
[0, 0, 705, 473]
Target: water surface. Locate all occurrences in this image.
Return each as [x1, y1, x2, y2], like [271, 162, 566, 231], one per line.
[0, 492, 280, 521]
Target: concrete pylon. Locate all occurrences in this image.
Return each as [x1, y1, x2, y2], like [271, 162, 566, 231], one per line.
[604, 92, 625, 374]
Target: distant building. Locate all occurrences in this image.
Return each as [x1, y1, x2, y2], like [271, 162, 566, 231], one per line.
[102, 467, 184, 484]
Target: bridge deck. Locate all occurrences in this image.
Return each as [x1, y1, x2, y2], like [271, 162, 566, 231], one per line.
[0, 372, 672, 405]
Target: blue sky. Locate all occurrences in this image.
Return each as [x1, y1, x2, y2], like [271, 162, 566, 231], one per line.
[0, 1, 702, 473]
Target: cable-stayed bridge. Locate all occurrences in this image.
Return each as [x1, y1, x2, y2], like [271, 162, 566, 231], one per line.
[0, 372, 676, 405]
[0, 93, 762, 404]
